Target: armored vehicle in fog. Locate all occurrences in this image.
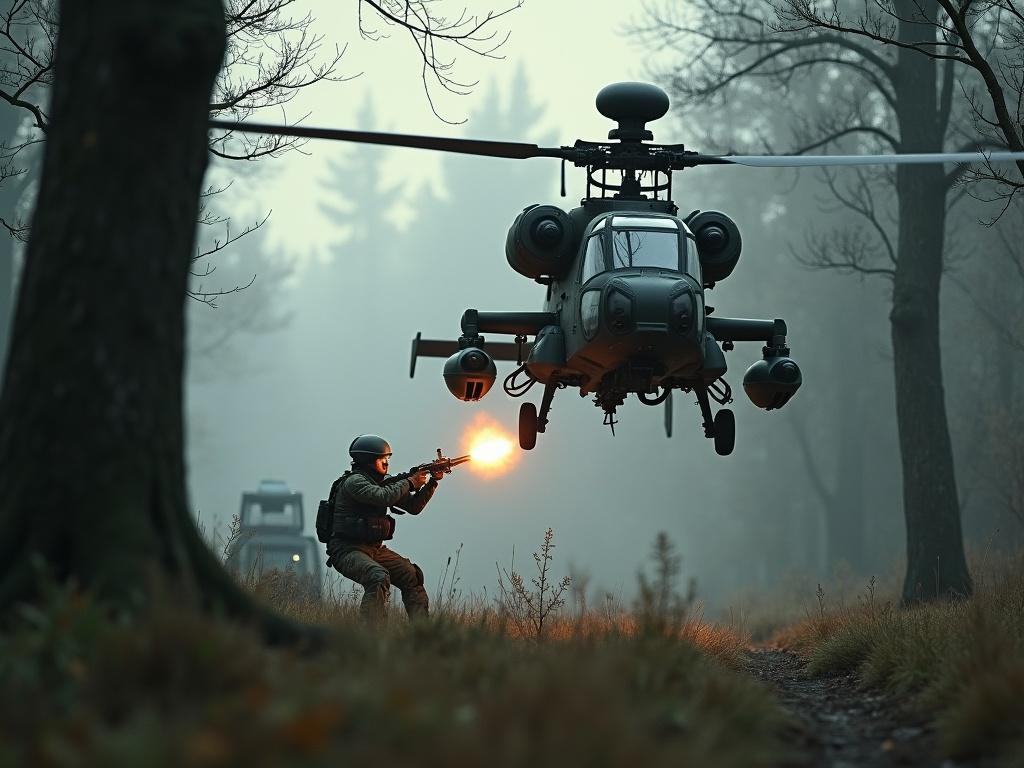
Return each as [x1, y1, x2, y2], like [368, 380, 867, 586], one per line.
[226, 479, 322, 593]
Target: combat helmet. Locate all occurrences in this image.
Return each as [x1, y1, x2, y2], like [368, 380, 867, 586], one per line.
[349, 434, 392, 466]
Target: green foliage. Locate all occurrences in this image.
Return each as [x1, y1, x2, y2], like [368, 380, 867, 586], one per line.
[0, 566, 108, 716]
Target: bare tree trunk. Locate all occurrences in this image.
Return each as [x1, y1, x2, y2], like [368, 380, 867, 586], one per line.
[829, 375, 866, 573]
[0, 233, 10, 379]
[789, 342, 867, 575]
[0, 87, 23, 383]
[0, 1, 306, 640]
[891, 6, 972, 601]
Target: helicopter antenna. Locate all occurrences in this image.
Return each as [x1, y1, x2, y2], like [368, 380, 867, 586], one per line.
[603, 411, 617, 436]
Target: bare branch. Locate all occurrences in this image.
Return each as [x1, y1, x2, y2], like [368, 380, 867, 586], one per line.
[0, 0, 55, 132]
[795, 223, 897, 280]
[192, 210, 271, 266]
[358, 0, 521, 123]
[774, 0, 972, 64]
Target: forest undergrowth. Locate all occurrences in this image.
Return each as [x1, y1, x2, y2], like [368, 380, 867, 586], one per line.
[0, 530, 794, 768]
[7, 521, 1019, 767]
[772, 550, 1024, 766]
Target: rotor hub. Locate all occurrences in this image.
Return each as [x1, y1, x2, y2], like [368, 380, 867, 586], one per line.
[596, 82, 670, 142]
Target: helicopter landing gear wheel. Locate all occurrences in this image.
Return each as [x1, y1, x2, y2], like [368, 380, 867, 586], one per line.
[713, 408, 735, 456]
[519, 402, 538, 450]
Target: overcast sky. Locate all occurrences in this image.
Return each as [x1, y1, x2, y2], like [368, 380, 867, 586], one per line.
[220, 1, 688, 259]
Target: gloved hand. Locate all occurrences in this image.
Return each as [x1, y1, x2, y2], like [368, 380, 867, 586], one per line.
[410, 470, 430, 490]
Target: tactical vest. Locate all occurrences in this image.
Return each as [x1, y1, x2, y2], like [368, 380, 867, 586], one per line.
[332, 469, 396, 543]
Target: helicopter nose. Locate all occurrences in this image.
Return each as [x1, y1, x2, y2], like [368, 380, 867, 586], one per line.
[668, 282, 698, 335]
[594, 276, 703, 380]
[607, 276, 696, 336]
[614, 278, 696, 331]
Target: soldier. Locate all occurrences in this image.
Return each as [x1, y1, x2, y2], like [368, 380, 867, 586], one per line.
[327, 434, 441, 620]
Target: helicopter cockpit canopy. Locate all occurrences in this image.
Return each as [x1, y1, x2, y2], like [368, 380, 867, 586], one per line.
[581, 215, 699, 283]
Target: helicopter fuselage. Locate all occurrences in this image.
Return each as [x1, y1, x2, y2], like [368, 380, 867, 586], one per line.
[411, 192, 801, 453]
[533, 199, 705, 397]
[406, 86, 802, 453]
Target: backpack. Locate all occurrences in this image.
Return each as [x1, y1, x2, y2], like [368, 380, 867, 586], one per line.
[316, 472, 350, 544]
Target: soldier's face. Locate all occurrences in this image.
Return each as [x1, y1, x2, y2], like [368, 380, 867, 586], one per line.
[374, 455, 391, 474]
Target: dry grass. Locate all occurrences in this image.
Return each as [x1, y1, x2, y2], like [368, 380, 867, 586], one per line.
[0, 583, 790, 767]
[726, 560, 905, 643]
[247, 555, 752, 671]
[771, 553, 1024, 765]
[0, 533, 795, 767]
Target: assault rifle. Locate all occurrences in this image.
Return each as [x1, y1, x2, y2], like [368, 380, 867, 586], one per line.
[316, 448, 470, 545]
[386, 448, 471, 484]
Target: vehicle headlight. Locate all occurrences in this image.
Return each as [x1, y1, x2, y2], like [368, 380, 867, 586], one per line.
[581, 290, 601, 339]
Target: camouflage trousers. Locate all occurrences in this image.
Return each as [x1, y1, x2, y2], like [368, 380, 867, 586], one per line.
[331, 542, 428, 620]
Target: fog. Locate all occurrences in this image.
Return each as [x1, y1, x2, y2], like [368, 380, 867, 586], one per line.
[2, 1, 1009, 615]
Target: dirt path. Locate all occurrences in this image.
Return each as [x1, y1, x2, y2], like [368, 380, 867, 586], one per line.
[745, 648, 943, 768]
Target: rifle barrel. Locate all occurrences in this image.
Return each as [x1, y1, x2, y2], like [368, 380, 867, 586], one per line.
[389, 453, 471, 483]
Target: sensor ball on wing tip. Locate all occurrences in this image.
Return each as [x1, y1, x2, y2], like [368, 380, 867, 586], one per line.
[443, 348, 497, 402]
[742, 356, 802, 410]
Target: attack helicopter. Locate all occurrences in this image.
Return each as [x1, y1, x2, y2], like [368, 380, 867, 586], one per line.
[209, 82, 1024, 456]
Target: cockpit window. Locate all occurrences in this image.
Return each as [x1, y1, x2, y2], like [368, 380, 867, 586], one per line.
[581, 216, 700, 281]
[611, 216, 678, 230]
[683, 236, 700, 281]
[611, 229, 681, 270]
[241, 497, 301, 529]
[581, 233, 606, 283]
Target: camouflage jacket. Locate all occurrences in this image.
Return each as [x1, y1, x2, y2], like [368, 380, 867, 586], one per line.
[334, 469, 437, 519]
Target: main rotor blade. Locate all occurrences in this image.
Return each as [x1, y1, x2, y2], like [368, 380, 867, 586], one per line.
[208, 119, 564, 160]
[700, 151, 1024, 168]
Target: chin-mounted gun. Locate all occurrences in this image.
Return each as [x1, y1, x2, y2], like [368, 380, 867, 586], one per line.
[387, 448, 472, 484]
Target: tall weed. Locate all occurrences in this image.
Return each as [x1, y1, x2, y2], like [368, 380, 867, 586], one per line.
[494, 528, 571, 640]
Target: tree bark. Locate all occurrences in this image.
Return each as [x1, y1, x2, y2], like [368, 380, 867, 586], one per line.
[0, 1, 308, 640]
[0, 232, 10, 380]
[890, 0, 972, 602]
[0, 71, 24, 384]
[789, 335, 867, 575]
[829, 373, 866, 573]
